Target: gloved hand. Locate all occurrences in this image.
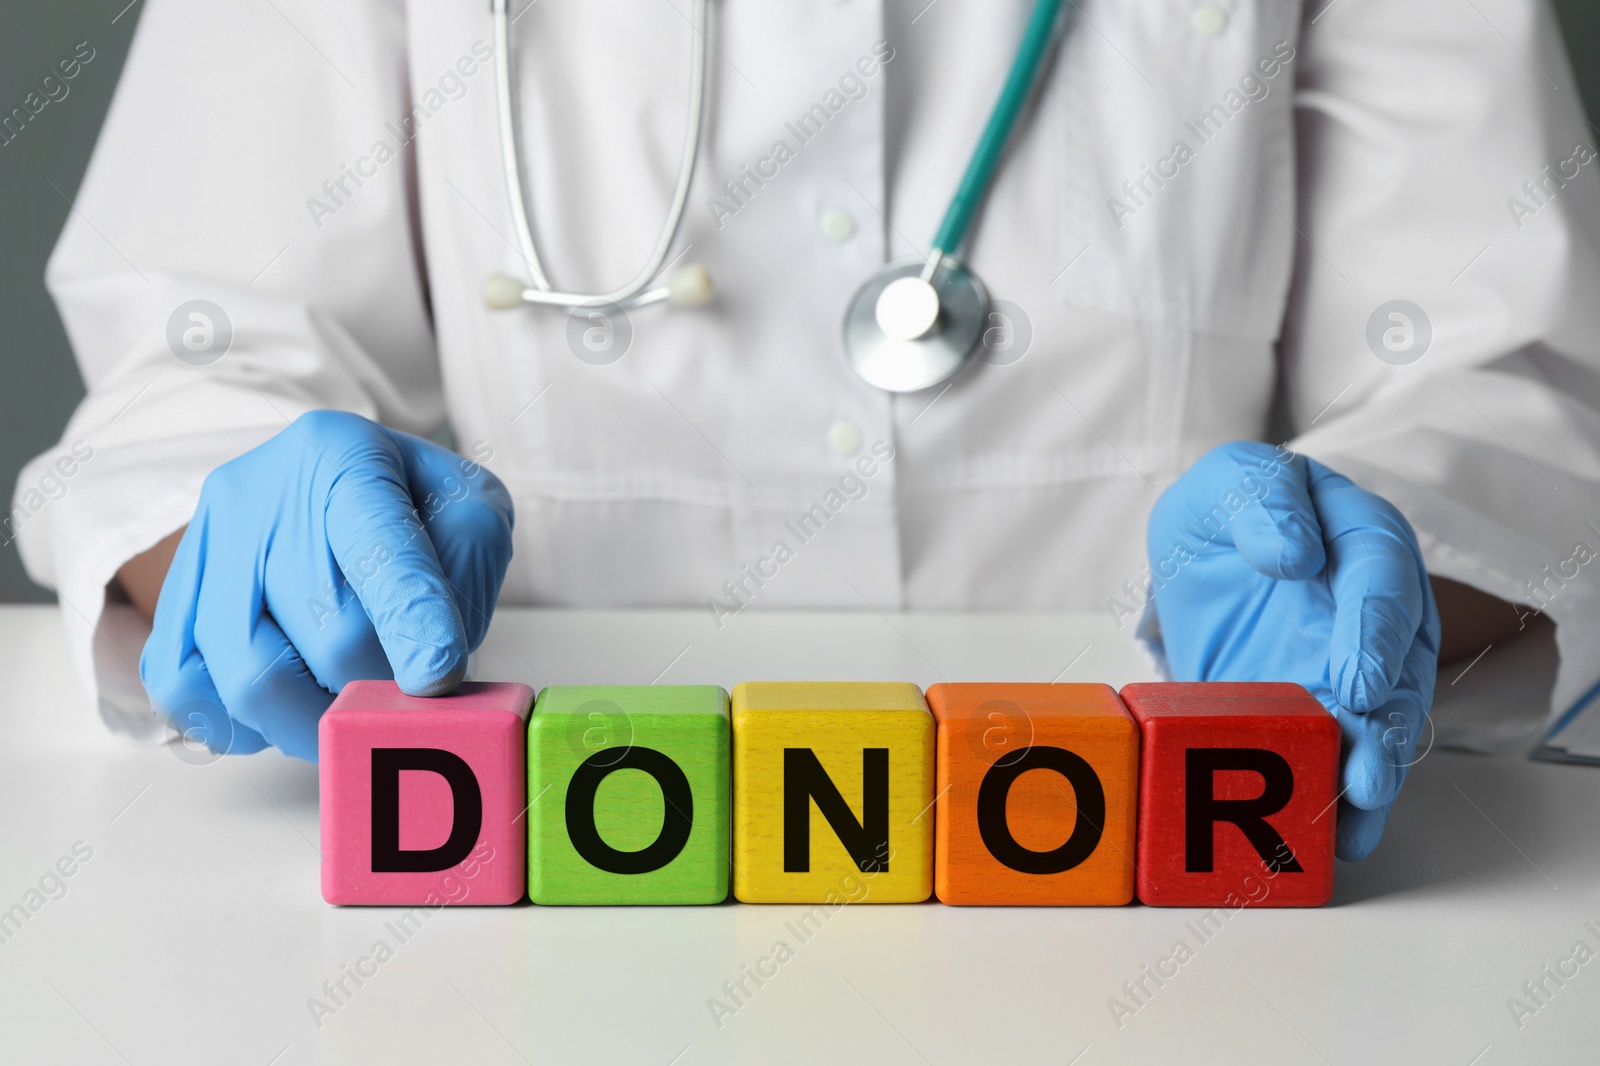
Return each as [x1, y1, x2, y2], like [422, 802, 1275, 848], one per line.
[141, 410, 514, 761]
[1145, 441, 1439, 861]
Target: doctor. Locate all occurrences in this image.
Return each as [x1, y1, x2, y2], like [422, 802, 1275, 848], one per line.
[14, 0, 1600, 863]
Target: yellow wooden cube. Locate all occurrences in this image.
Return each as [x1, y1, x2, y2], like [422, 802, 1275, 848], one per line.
[731, 682, 934, 903]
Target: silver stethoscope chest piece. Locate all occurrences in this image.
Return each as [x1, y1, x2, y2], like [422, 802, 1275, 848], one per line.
[844, 257, 989, 393]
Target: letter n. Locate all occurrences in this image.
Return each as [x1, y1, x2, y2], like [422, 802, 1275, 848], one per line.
[783, 748, 888, 873]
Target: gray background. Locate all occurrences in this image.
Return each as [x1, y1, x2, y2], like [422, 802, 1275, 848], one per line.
[1, 1, 1597, 602]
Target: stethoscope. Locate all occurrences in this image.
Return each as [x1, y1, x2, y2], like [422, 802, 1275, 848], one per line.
[483, 0, 1064, 394]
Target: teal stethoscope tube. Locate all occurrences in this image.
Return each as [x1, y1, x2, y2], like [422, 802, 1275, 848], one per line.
[841, 0, 1069, 391]
[931, 0, 1064, 258]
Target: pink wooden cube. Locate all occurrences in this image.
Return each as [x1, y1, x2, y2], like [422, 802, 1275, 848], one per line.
[319, 680, 533, 905]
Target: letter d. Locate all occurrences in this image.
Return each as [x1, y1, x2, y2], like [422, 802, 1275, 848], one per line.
[370, 749, 483, 872]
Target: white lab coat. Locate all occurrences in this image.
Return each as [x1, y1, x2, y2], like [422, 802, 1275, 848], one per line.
[15, 0, 1600, 748]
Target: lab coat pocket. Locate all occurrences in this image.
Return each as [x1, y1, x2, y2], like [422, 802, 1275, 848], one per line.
[1051, 0, 1300, 340]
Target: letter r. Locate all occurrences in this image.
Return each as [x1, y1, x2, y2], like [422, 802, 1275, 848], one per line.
[1183, 748, 1302, 873]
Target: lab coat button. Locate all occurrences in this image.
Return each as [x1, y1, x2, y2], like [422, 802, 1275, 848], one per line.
[1191, 5, 1228, 36]
[827, 421, 862, 455]
[821, 210, 856, 242]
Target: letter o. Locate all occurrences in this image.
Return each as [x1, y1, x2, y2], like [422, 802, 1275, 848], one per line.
[976, 746, 1106, 874]
[566, 746, 694, 875]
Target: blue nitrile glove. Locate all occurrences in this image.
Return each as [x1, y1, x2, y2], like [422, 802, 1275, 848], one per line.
[140, 411, 514, 762]
[1145, 441, 1440, 861]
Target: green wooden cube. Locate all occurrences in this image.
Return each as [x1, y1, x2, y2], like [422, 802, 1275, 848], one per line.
[528, 685, 730, 904]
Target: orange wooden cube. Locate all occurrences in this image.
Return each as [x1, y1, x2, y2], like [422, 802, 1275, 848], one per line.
[927, 683, 1139, 905]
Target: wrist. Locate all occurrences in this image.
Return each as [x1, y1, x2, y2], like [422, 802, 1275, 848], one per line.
[114, 526, 186, 621]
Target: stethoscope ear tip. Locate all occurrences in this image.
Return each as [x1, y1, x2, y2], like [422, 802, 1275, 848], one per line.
[484, 273, 528, 310]
[667, 264, 715, 307]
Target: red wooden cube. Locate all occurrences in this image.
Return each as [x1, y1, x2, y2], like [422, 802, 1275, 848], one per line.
[1122, 683, 1338, 908]
[319, 680, 533, 905]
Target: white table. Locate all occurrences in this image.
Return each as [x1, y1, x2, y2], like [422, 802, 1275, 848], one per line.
[0, 604, 1594, 1065]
